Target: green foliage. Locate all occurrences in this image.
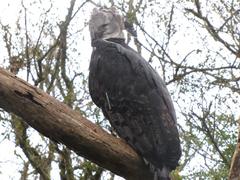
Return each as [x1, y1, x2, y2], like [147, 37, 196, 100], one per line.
[79, 160, 104, 180]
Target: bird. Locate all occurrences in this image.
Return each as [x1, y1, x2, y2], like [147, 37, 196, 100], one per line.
[88, 7, 181, 179]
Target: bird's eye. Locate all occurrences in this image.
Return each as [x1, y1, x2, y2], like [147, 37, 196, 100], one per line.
[101, 24, 107, 28]
[99, 24, 107, 32]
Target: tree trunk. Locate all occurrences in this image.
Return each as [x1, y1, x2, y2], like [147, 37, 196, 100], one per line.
[229, 118, 240, 180]
[0, 67, 153, 180]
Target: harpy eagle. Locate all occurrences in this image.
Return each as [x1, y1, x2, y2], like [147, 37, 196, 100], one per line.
[88, 7, 181, 179]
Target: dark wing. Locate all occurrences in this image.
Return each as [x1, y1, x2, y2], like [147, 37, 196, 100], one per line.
[89, 40, 181, 170]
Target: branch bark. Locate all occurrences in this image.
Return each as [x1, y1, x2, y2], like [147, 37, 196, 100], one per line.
[0, 67, 153, 180]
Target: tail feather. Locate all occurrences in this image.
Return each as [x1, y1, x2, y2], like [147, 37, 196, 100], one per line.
[143, 158, 170, 180]
[155, 166, 170, 180]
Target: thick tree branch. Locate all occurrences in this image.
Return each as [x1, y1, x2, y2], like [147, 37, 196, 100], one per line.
[0, 67, 152, 180]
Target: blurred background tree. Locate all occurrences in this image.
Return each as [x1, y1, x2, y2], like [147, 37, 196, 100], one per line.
[0, 0, 239, 179]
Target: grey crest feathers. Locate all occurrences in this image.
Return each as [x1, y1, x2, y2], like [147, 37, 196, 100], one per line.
[89, 7, 125, 41]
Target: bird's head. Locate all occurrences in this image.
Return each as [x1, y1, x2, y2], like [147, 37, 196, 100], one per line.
[89, 7, 125, 42]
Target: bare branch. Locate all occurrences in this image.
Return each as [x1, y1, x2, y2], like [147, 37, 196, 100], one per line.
[185, 1, 240, 58]
[21, 0, 31, 81]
